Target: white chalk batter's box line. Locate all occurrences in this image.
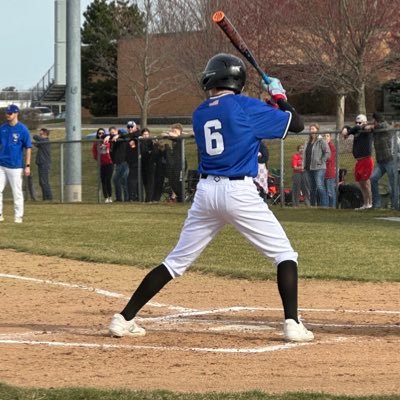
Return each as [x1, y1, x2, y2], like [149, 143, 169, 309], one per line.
[0, 335, 354, 354]
[1, 273, 398, 317]
[0, 273, 398, 354]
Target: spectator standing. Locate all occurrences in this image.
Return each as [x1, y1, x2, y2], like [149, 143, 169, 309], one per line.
[126, 130, 139, 202]
[110, 126, 129, 202]
[92, 128, 113, 203]
[151, 138, 167, 202]
[140, 128, 155, 202]
[291, 144, 310, 207]
[163, 123, 187, 202]
[0, 104, 32, 223]
[33, 128, 53, 201]
[369, 112, 399, 210]
[324, 133, 337, 208]
[341, 114, 373, 210]
[302, 124, 330, 207]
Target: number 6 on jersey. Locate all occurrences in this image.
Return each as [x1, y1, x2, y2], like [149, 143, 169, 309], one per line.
[204, 119, 224, 156]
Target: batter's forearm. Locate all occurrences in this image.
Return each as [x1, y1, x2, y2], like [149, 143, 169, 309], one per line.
[277, 99, 304, 133]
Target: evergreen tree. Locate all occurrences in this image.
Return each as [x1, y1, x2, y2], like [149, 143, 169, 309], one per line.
[81, 0, 144, 116]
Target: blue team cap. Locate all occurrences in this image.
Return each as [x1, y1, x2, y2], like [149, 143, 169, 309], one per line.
[6, 104, 20, 114]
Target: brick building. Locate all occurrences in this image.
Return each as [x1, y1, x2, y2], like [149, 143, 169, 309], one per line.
[117, 34, 204, 122]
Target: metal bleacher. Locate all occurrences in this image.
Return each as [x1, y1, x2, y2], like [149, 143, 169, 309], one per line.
[31, 65, 66, 112]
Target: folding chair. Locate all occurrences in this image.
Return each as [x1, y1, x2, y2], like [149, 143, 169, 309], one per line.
[267, 169, 281, 205]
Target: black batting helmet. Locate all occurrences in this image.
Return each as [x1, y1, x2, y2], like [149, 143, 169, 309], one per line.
[201, 53, 246, 94]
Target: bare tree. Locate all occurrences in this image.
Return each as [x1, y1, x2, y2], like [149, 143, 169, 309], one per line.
[170, 0, 286, 99]
[282, 0, 400, 128]
[118, 0, 201, 126]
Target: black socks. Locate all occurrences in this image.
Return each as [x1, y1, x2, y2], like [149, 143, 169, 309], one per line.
[120, 261, 299, 324]
[277, 260, 299, 323]
[121, 263, 173, 321]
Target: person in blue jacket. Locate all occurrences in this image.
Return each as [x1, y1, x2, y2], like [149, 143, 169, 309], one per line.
[0, 104, 32, 223]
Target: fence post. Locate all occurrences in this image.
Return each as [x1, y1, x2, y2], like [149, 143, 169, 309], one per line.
[97, 141, 101, 203]
[60, 143, 64, 203]
[280, 139, 285, 207]
[335, 130, 340, 209]
[181, 137, 186, 204]
[138, 139, 143, 202]
[394, 129, 399, 210]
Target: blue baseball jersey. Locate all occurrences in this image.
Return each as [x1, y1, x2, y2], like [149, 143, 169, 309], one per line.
[192, 93, 291, 177]
[0, 122, 32, 168]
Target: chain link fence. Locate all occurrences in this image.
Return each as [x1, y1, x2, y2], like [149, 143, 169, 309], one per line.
[2, 130, 398, 209]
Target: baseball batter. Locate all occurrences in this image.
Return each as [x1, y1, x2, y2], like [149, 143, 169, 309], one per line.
[0, 104, 32, 223]
[109, 53, 314, 342]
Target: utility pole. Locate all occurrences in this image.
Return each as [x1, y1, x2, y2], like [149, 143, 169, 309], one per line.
[65, 0, 82, 202]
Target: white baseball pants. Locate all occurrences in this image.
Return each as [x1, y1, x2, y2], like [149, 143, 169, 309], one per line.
[164, 175, 298, 278]
[0, 166, 24, 218]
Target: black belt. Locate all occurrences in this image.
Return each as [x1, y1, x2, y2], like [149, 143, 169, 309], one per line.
[201, 174, 245, 181]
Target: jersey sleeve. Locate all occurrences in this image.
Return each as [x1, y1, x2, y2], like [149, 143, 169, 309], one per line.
[245, 98, 291, 140]
[22, 125, 32, 148]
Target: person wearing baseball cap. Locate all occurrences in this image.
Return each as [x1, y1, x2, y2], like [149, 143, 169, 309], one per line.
[0, 104, 33, 223]
[341, 114, 374, 210]
[126, 121, 139, 137]
[6, 104, 20, 114]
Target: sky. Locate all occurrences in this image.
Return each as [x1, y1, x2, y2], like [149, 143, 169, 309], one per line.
[0, 0, 93, 91]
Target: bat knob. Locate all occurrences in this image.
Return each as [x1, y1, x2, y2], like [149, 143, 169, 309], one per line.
[212, 11, 225, 22]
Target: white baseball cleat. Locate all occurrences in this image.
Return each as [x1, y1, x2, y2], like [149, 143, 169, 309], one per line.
[0, 214, 4, 222]
[109, 313, 146, 337]
[283, 319, 314, 342]
[14, 217, 23, 224]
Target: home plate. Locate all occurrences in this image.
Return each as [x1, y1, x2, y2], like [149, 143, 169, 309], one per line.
[376, 217, 400, 222]
[209, 324, 275, 332]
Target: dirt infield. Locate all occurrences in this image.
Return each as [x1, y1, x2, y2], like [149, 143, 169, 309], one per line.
[0, 249, 399, 395]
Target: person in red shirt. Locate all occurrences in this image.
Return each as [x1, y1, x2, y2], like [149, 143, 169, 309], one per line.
[324, 133, 337, 208]
[291, 144, 310, 207]
[92, 128, 113, 203]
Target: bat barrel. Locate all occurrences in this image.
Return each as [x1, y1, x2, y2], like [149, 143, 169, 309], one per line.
[212, 11, 225, 23]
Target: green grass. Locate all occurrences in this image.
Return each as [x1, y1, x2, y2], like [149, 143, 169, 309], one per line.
[0, 202, 399, 282]
[0, 383, 398, 400]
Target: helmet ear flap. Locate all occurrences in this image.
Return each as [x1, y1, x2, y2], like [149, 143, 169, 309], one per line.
[201, 53, 246, 94]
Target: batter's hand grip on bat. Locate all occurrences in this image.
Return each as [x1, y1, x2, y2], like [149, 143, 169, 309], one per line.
[212, 11, 272, 85]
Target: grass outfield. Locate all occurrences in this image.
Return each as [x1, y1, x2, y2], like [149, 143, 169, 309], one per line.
[0, 202, 399, 282]
[1, 383, 399, 400]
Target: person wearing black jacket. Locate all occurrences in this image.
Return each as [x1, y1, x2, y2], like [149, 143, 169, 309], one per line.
[109, 126, 129, 202]
[162, 123, 187, 203]
[139, 128, 156, 202]
[369, 112, 398, 210]
[126, 124, 140, 202]
[341, 114, 373, 210]
[33, 128, 52, 201]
